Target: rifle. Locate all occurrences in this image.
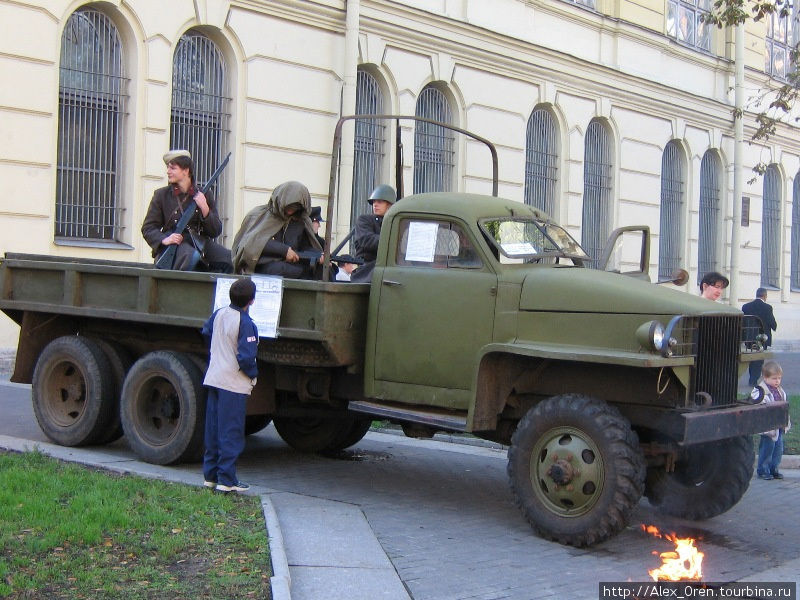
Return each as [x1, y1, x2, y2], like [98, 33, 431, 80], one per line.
[155, 152, 232, 270]
[295, 250, 364, 265]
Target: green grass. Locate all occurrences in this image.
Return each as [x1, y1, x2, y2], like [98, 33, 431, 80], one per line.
[783, 395, 800, 454]
[0, 451, 271, 599]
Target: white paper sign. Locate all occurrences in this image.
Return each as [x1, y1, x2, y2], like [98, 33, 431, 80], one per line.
[501, 242, 537, 256]
[213, 275, 283, 338]
[405, 221, 439, 262]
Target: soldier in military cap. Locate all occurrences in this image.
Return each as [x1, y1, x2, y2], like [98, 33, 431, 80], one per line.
[351, 184, 396, 283]
[141, 150, 233, 272]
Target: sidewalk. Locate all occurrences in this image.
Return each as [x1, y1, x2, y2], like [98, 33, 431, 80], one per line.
[0, 433, 411, 600]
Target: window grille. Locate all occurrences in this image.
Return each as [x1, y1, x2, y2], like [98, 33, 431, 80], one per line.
[667, 0, 712, 51]
[765, 0, 796, 79]
[581, 120, 612, 268]
[659, 141, 685, 280]
[761, 165, 782, 288]
[697, 151, 721, 282]
[792, 174, 800, 288]
[524, 107, 558, 217]
[56, 8, 127, 241]
[170, 32, 231, 234]
[414, 86, 455, 194]
[351, 70, 386, 228]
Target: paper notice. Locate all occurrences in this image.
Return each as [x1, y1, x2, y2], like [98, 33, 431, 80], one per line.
[405, 221, 439, 262]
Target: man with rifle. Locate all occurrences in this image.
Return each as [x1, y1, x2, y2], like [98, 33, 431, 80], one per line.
[142, 150, 233, 273]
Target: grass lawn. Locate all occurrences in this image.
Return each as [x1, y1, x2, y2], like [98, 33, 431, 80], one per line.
[783, 395, 800, 454]
[0, 451, 271, 599]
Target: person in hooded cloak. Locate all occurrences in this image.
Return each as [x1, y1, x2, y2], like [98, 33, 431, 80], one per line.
[231, 181, 322, 278]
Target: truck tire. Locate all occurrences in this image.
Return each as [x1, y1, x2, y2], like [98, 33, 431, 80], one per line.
[644, 436, 753, 520]
[120, 351, 206, 465]
[91, 339, 133, 444]
[324, 418, 372, 452]
[507, 394, 645, 547]
[32, 336, 116, 447]
[273, 416, 353, 452]
[245, 415, 272, 436]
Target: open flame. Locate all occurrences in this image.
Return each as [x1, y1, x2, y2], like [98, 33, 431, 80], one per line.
[641, 524, 704, 581]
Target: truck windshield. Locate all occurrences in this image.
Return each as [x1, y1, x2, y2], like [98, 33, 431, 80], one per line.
[479, 218, 589, 261]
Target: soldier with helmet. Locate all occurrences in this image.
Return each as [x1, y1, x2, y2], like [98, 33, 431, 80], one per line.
[351, 184, 397, 283]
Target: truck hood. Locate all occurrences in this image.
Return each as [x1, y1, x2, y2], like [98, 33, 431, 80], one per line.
[519, 268, 741, 315]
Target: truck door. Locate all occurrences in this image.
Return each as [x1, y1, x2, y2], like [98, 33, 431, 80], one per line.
[372, 217, 497, 405]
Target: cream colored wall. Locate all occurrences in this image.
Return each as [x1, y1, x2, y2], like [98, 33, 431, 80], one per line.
[1, 0, 799, 348]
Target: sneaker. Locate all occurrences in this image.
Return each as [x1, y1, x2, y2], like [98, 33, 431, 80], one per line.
[203, 480, 216, 489]
[215, 481, 250, 493]
[758, 473, 774, 480]
[771, 472, 784, 480]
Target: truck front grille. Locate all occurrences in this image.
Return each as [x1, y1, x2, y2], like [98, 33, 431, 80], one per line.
[691, 315, 741, 407]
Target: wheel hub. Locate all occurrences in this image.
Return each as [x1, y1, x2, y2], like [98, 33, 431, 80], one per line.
[547, 458, 576, 486]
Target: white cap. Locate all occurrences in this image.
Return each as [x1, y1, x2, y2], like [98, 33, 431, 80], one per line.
[163, 149, 191, 164]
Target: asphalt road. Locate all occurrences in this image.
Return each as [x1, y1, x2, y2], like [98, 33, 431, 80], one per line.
[2, 381, 798, 599]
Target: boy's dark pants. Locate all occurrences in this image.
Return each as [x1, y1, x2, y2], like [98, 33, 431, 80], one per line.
[203, 386, 247, 486]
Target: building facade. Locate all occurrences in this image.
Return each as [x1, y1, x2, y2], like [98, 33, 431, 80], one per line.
[1, 0, 799, 347]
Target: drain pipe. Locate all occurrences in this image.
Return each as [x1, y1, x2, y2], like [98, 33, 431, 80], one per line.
[335, 0, 360, 248]
[729, 23, 744, 306]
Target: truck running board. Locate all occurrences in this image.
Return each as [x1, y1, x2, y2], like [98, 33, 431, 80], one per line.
[348, 400, 468, 432]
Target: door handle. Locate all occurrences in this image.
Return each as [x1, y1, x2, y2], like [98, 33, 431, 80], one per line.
[382, 280, 402, 287]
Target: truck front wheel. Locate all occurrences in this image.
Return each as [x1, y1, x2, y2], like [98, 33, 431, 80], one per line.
[32, 336, 115, 446]
[644, 436, 753, 520]
[507, 394, 645, 547]
[120, 351, 206, 465]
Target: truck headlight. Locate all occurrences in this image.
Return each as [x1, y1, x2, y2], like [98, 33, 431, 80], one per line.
[637, 321, 665, 352]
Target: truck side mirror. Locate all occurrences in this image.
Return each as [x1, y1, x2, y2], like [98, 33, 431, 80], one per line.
[599, 226, 650, 281]
[656, 269, 689, 286]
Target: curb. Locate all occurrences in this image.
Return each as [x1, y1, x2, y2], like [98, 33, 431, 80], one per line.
[0, 435, 290, 600]
[261, 495, 292, 600]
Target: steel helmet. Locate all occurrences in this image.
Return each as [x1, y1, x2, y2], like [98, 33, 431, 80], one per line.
[368, 184, 397, 205]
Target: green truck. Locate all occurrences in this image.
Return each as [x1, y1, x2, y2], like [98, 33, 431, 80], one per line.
[0, 117, 789, 547]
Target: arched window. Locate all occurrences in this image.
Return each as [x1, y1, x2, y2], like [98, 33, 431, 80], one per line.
[414, 85, 455, 193]
[524, 107, 558, 217]
[697, 151, 721, 282]
[170, 31, 231, 230]
[56, 8, 127, 241]
[581, 120, 612, 268]
[659, 141, 685, 280]
[792, 173, 800, 289]
[762, 165, 782, 288]
[351, 69, 386, 227]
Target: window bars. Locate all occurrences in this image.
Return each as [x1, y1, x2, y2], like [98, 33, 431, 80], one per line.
[667, 0, 712, 51]
[414, 86, 455, 194]
[351, 70, 386, 228]
[524, 108, 558, 218]
[56, 8, 127, 242]
[761, 165, 782, 288]
[697, 151, 721, 282]
[170, 32, 231, 235]
[793, 175, 800, 289]
[581, 120, 612, 268]
[659, 141, 685, 280]
[765, 0, 796, 79]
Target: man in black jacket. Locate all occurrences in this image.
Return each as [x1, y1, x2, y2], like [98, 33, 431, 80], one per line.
[351, 184, 396, 283]
[742, 288, 778, 386]
[141, 150, 232, 272]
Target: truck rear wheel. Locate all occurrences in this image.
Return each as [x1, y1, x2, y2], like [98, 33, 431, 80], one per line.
[325, 418, 372, 452]
[120, 351, 206, 465]
[273, 416, 354, 452]
[507, 394, 645, 547]
[644, 436, 753, 520]
[32, 336, 115, 447]
[245, 415, 272, 436]
[91, 339, 133, 444]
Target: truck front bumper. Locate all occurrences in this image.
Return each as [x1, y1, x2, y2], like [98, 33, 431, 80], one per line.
[621, 401, 789, 446]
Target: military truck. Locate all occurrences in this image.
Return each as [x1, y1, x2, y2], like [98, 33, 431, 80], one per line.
[0, 116, 788, 547]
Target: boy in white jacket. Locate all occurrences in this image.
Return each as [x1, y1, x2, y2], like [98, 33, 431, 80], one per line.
[750, 360, 791, 480]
